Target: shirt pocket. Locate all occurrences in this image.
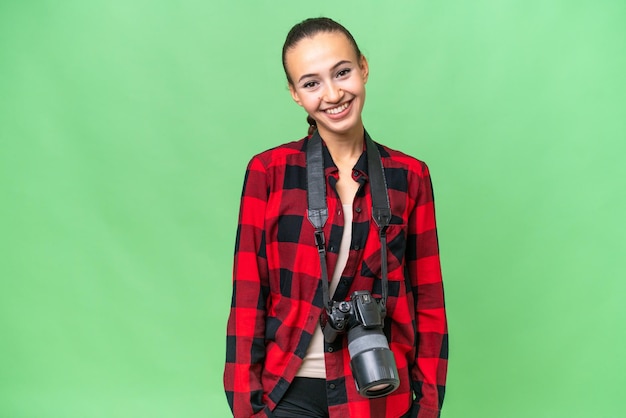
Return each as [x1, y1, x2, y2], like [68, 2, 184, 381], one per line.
[360, 223, 407, 282]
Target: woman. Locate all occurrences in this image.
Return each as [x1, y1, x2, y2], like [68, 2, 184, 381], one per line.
[224, 17, 448, 418]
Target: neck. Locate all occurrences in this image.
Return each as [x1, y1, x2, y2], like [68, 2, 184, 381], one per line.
[317, 124, 365, 165]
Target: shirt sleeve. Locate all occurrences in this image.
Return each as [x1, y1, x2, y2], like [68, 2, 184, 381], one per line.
[407, 162, 448, 418]
[224, 156, 273, 418]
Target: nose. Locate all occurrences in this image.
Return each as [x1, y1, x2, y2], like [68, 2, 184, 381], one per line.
[322, 81, 344, 103]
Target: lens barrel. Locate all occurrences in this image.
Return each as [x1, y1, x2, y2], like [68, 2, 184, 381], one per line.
[347, 326, 400, 398]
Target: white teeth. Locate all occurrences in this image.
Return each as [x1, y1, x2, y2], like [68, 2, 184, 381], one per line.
[325, 102, 349, 114]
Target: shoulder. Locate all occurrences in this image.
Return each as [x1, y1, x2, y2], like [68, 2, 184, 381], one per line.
[375, 140, 431, 177]
[373, 139, 436, 205]
[247, 137, 308, 171]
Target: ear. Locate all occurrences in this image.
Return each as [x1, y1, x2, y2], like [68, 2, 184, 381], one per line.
[288, 83, 303, 106]
[359, 55, 369, 84]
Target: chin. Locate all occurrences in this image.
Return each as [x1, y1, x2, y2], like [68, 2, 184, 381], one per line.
[321, 119, 362, 136]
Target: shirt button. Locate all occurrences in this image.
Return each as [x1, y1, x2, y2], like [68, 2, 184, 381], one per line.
[329, 246, 335, 252]
[329, 383, 336, 389]
[328, 347, 334, 352]
[355, 207, 362, 213]
[353, 245, 360, 250]
[353, 170, 359, 177]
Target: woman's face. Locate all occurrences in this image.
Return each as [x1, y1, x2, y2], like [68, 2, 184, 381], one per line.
[285, 31, 369, 141]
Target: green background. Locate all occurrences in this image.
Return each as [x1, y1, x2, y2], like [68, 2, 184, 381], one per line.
[1, 1, 625, 417]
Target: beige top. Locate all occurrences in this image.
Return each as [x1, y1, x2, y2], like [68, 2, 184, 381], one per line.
[296, 204, 353, 379]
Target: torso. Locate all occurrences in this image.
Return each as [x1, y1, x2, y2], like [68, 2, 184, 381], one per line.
[335, 164, 360, 204]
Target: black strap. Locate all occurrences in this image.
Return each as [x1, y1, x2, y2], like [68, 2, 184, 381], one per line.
[306, 130, 391, 312]
[306, 132, 331, 309]
[365, 133, 391, 307]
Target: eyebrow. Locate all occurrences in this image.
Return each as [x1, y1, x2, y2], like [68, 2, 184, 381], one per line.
[297, 60, 352, 83]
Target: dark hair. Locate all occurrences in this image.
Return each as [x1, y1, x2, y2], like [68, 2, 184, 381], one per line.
[282, 17, 362, 136]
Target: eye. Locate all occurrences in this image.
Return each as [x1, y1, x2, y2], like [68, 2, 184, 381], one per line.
[336, 68, 351, 78]
[302, 80, 319, 89]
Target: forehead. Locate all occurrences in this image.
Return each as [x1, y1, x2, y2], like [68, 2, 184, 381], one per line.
[285, 31, 358, 78]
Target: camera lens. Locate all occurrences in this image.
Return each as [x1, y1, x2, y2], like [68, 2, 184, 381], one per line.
[347, 326, 400, 398]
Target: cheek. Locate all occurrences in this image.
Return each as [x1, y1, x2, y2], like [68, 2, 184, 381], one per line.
[345, 78, 366, 94]
[300, 95, 320, 110]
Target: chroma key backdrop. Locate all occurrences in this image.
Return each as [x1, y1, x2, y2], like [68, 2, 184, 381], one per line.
[1, 1, 625, 417]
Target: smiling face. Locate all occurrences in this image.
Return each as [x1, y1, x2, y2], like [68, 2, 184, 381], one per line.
[285, 31, 369, 142]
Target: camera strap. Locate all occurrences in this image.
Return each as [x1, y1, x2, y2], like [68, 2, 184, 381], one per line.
[306, 130, 391, 313]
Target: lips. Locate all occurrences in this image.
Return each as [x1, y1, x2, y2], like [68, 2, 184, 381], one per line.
[322, 100, 353, 120]
[324, 101, 350, 115]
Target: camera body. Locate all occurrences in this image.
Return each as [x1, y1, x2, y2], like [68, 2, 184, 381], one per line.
[321, 290, 400, 398]
[322, 290, 384, 343]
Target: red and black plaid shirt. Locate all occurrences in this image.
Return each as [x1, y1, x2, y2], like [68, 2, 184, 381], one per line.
[224, 133, 448, 418]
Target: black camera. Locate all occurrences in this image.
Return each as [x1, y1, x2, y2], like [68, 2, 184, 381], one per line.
[322, 290, 400, 398]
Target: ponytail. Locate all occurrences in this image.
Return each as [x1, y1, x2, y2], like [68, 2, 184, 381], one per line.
[307, 115, 317, 136]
